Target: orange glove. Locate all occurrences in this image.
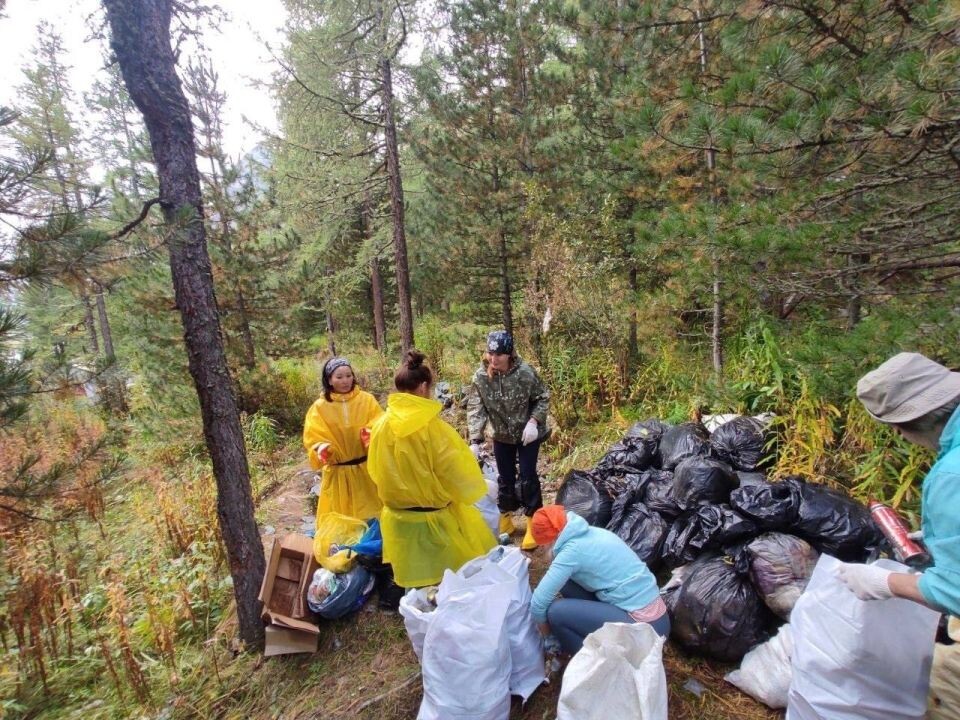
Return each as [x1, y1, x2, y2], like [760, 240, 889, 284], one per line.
[360, 427, 371, 449]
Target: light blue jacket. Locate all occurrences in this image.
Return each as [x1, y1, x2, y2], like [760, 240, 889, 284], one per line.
[530, 511, 660, 623]
[918, 405, 960, 615]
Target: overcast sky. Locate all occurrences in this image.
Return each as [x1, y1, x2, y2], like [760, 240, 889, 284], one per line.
[0, 0, 288, 159]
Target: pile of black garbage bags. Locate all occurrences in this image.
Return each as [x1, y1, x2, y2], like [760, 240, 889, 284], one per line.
[556, 416, 884, 663]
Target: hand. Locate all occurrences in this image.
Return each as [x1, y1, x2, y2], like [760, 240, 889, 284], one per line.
[538, 622, 552, 637]
[360, 427, 371, 449]
[521, 419, 539, 446]
[312, 442, 331, 465]
[835, 562, 894, 601]
[470, 442, 483, 459]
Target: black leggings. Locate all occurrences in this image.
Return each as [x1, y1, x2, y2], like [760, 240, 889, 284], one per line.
[493, 438, 543, 516]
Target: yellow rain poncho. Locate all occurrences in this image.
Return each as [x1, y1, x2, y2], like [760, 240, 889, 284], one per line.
[367, 392, 496, 588]
[303, 386, 383, 522]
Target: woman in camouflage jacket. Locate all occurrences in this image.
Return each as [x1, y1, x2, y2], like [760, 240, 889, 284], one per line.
[467, 330, 550, 547]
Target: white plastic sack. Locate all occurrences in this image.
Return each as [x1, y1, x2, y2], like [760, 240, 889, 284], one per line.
[419, 568, 513, 720]
[787, 554, 940, 720]
[725, 623, 793, 709]
[476, 479, 501, 538]
[450, 546, 546, 700]
[557, 622, 667, 720]
[929, 617, 960, 720]
[398, 588, 436, 662]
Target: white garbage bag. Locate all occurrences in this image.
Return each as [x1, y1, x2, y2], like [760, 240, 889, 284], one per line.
[450, 546, 546, 700]
[726, 623, 793, 709]
[419, 568, 513, 720]
[475, 479, 501, 538]
[398, 588, 436, 662]
[557, 622, 668, 720]
[787, 554, 940, 720]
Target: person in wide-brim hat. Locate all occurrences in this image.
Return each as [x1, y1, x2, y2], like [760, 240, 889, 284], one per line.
[835, 352, 960, 617]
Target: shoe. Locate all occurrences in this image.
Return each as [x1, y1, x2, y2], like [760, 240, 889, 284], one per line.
[521, 521, 537, 550]
[499, 513, 515, 535]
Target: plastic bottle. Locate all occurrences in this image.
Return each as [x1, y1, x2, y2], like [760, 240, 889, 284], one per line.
[869, 501, 930, 568]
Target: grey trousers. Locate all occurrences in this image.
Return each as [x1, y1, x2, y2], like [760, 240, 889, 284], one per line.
[547, 580, 671, 655]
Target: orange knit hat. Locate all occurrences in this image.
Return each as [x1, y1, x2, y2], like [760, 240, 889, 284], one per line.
[530, 505, 568, 545]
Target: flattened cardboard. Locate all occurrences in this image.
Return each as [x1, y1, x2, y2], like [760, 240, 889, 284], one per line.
[264, 625, 319, 657]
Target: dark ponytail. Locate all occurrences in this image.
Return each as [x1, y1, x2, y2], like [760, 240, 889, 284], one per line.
[395, 349, 433, 392]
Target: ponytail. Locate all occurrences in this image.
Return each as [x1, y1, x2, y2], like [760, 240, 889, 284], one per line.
[395, 349, 433, 392]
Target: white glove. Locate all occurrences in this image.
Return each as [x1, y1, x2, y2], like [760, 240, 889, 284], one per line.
[469, 442, 482, 459]
[521, 419, 539, 446]
[835, 562, 894, 601]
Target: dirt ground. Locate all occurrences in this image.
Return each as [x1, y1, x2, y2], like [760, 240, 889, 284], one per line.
[255, 460, 782, 720]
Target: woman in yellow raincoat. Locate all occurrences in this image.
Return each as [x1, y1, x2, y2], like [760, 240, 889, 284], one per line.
[303, 357, 383, 521]
[368, 350, 496, 588]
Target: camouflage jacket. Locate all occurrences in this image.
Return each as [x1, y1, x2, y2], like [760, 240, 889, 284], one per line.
[467, 357, 550, 445]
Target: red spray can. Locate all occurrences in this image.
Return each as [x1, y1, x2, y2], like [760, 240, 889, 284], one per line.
[869, 501, 930, 568]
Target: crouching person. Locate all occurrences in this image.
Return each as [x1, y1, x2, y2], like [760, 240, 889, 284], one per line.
[528, 504, 670, 655]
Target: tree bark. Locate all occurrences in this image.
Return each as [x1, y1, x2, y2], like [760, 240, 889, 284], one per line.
[379, 11, 414, 353]
[370, 256, 387, 352]
[697, 5, 723, 376]
[80, 289, 99, 356]
[235, 286, 256, 369]
[103, 0, 265, 650]
[492, 165, 513, 335]
[628, 263, 639, 364]
[94, 287, 115, 362]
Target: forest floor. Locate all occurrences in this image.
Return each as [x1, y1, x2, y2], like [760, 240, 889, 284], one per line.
[245, 456, 783, 720]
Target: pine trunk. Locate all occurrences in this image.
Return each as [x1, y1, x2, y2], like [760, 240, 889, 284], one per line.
[81, 289, 99, 356]
[379, 14, 414, 353]
[94, 289, 115, 362]
[103, 0, 266, 650]
[370, 257, 387, 352]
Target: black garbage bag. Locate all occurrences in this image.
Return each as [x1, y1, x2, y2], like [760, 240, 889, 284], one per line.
[595, 468, 645, 503]
[640, 469, 682, 519]
[606, 479, 669, 567]
[671, 456, 738, 510]
[787, 477, 883, 560]
[730, 480, 801, 530]
[659, 423, 710, 470]
[710, 416, 769, 472]
[737, 532, 819, 619]
[556, 470, 613, 527]
[661, 504, 758, 567]
[665, 554, 776, 662]
[624, 418, 671, 443]
[596, 437, 656, 474]
[736, 471, 769, 488]
[731, 477, 883, 560]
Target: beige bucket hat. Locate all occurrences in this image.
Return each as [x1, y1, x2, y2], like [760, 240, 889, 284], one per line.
[857, 352, 960, 423]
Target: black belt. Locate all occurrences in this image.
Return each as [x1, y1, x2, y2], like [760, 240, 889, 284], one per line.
[400, 505, 446, 512]
[334, 456, 367, 466]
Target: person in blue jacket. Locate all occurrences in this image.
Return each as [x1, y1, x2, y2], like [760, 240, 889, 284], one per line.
[837, 352, 960, 615]
[528, 504, 670, 654]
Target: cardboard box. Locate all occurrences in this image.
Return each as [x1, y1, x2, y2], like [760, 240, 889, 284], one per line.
[263, 625, 319, 657]
[258, 534, 321, 654]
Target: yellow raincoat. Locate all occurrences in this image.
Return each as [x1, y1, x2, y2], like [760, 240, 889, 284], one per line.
[303, 386, 383, 521]
[367, 392, 496, 587]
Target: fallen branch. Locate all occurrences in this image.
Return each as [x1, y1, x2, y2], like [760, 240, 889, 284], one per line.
[334, 670, 421, 718]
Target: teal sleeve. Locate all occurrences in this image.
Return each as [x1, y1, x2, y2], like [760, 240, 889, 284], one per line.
[918, 546, 960, 616]
[530, 549, 577, 623]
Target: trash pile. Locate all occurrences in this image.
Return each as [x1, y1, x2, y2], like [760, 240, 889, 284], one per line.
[556, 416, 885, 663]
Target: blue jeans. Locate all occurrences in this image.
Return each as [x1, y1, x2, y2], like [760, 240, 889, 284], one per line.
[547, 580, 671, 655]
